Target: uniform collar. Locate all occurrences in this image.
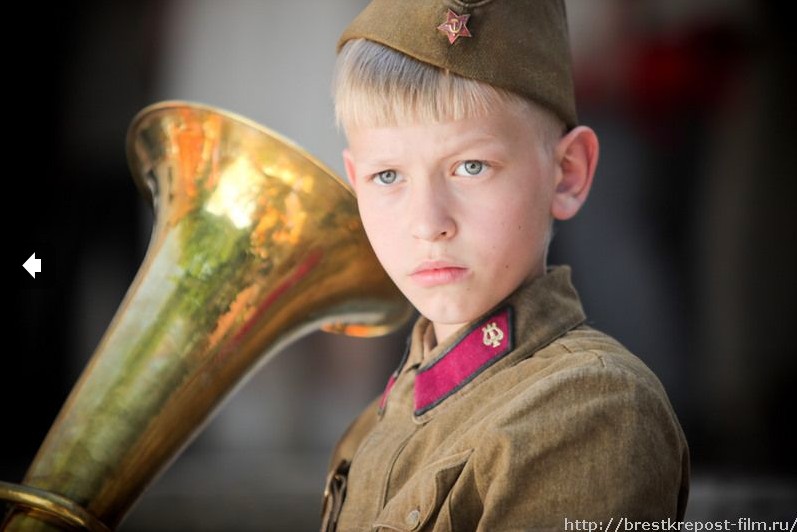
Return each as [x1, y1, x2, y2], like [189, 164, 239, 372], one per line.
[378, 265, 587, 420]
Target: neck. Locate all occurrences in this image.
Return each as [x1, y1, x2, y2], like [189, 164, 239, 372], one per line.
[430, 322, 460, 352]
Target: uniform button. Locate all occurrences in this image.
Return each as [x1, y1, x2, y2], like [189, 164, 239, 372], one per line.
[405, 508, 421, 529]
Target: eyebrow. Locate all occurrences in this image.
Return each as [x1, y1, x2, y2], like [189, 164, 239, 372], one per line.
[438, 133, 508, 159]
[352, 127, 512, 170]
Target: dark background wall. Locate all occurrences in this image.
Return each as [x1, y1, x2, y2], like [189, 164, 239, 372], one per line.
[4, 1, 795, 530]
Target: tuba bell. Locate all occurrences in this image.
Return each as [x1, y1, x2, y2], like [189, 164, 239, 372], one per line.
[0, 101, 412, 531]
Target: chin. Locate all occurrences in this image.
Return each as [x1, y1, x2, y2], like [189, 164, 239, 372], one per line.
[413, 298, 483, 327]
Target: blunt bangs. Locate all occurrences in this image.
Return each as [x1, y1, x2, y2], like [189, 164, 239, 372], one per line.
[334, 39, 536, 131]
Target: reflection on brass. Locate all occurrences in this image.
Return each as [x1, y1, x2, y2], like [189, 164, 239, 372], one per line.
[1, 101, 412, 531]
[0, 482, 110, 532]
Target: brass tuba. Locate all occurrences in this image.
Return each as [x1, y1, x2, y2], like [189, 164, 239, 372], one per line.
[0, 101, 412, 531]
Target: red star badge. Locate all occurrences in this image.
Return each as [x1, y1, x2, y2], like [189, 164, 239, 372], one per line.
[437, 9, 472, 44]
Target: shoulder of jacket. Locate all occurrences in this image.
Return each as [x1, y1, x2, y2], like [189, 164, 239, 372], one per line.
[487, 325, 679, 426]
[524, 324, 665, 389]
[471, 325, 687, 453]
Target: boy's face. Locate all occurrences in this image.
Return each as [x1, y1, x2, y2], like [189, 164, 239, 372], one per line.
[343, 104, 558, 339]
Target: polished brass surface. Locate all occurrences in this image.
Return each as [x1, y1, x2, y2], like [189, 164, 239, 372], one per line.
[1, 101, 412, 530]
[0, 482, 110, 532]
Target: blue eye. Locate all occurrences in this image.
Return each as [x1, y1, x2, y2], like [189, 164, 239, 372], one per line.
[455, 160, 487, 176]
[373, 170, 399, 185]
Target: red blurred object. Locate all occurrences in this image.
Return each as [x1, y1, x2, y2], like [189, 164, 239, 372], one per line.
[627, 21, 747, 121]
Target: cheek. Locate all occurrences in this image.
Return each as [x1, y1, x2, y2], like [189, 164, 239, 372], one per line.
[470, 190, 548, 265]
[357, 198, 403, 268]
[472, 186, 536, 234]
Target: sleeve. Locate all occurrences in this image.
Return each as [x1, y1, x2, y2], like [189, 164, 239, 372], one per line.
[468, 360, 690, 531]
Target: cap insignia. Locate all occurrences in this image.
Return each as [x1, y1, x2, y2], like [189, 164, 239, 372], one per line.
[437, 9, 472, 44]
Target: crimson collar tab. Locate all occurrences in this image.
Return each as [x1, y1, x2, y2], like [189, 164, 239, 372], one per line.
[414, 306, 514, 416]
[378, 306, 515, 417]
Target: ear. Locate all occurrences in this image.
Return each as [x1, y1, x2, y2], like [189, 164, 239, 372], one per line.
[551, 126, 599, 220]
[342, 148, 358, 191]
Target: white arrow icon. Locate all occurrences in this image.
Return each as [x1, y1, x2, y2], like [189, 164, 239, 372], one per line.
[23, 253, 41, 278]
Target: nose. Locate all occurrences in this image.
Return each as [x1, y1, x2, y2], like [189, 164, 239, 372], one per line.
[410, 178, 456, 242]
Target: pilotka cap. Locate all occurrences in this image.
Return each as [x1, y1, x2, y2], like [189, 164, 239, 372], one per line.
[337, 0, 578, 129]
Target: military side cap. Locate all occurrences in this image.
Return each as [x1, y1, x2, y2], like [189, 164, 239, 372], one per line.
[338, 0, 578, 129]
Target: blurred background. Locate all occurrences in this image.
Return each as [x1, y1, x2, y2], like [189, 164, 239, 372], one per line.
[4, 0, 795, 530]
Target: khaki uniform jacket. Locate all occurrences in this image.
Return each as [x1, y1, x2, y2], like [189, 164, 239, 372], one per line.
[321, 266, 690, 531]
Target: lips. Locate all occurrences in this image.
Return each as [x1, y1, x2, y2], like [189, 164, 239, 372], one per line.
[409, 261, 470, 287]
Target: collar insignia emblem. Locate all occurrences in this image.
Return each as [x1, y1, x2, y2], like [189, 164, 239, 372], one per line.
[482, 322, 504, 348]
[437, 9, 472, 44]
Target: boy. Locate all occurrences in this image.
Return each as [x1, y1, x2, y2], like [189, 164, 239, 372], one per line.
[322, 1, 690, 530]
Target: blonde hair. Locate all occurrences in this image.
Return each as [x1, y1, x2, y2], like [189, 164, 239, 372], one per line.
[333, 39, 564, 152]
